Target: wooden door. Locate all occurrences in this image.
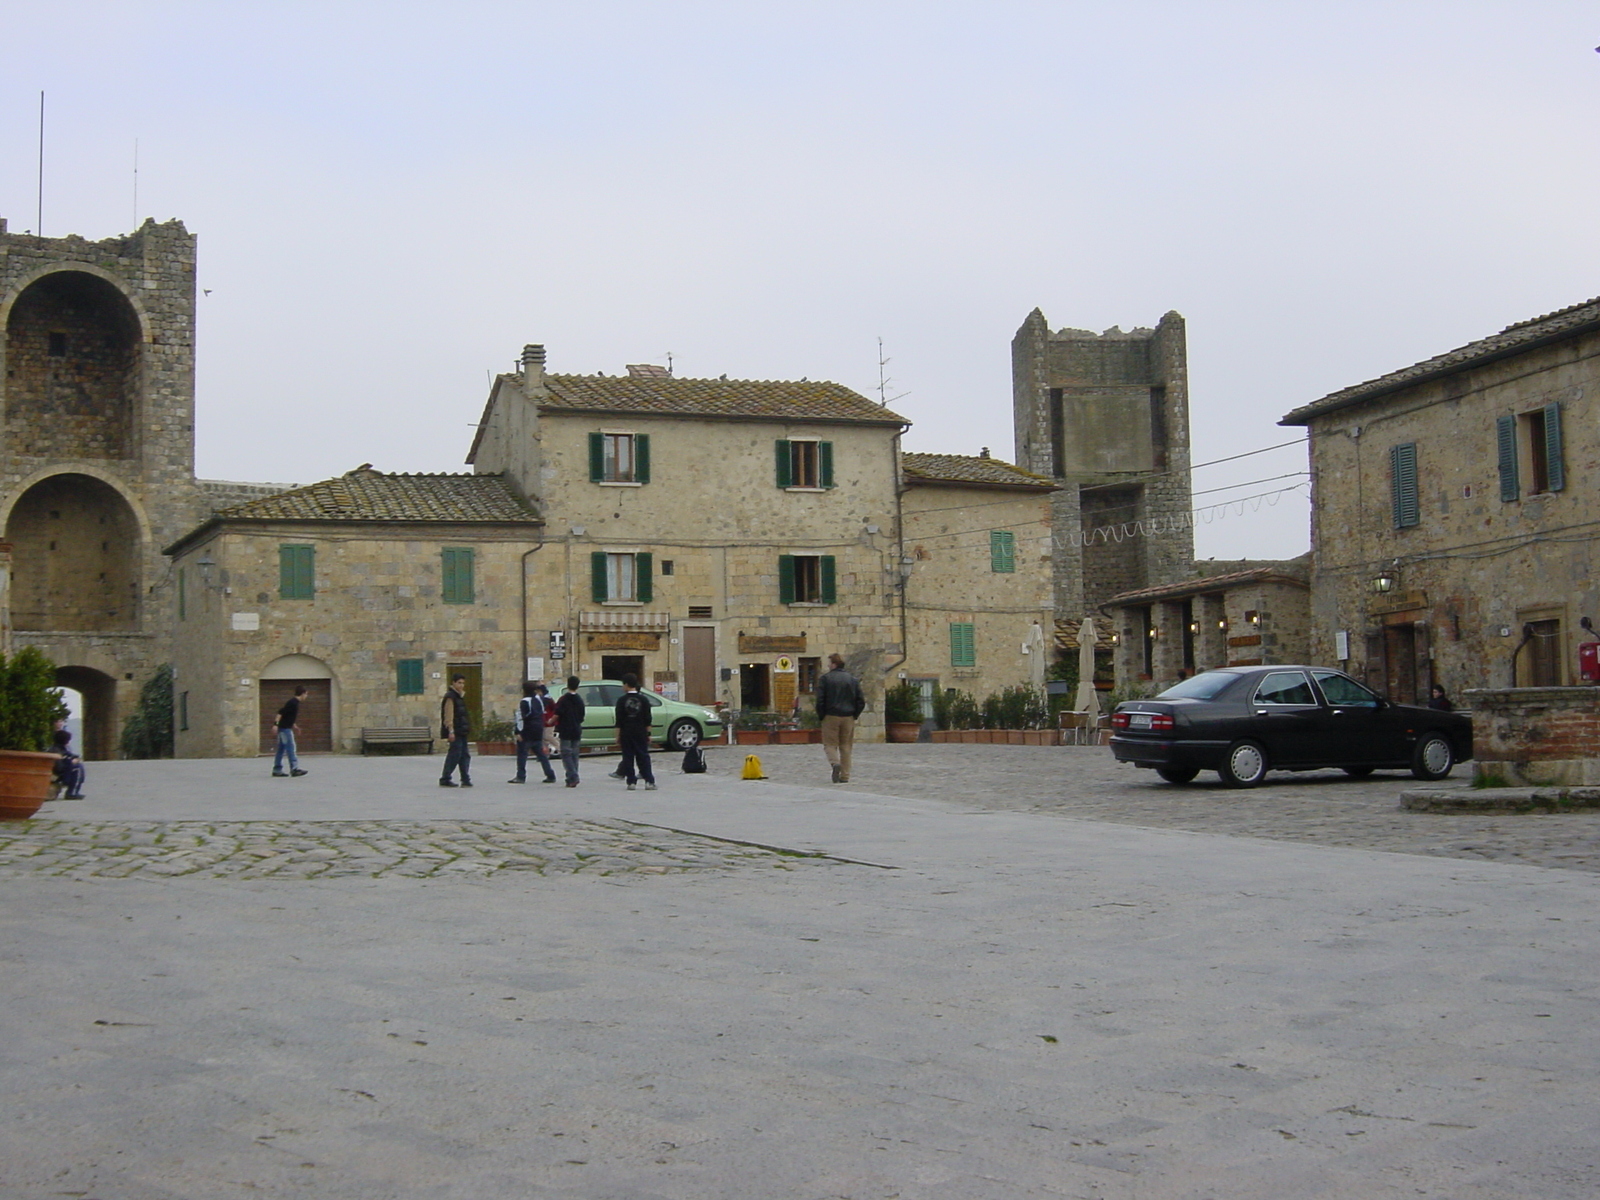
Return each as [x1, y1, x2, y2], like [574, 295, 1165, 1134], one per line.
[259, 680, 332, 753]
[683, 626, 716, 705]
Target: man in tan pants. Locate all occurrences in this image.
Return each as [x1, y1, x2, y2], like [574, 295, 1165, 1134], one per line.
[815, 652, 865, 783]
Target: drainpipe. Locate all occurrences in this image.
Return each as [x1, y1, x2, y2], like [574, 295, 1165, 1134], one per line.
[520, 536, 546, 682]
[882, 424, 911, 681]
[1508, 622, 1535, 688]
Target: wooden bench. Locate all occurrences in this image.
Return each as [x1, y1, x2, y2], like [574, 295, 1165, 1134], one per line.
[361, 727, 435, 755]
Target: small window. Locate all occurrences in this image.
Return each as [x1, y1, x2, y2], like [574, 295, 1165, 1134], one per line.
[589, 432, 650, 484]
[396, 659, 425, 695]
[177, 567, 186, 621]
[1390, 443, 1419, 529]
[949, 622, 976, 668]
[660, 559, 674, 576]
[798, 656, 821, 694]
[775, 439, 834, 489]
[1254, 671, 1316, 706]
[442, 547, 475, 603]
[279, 544, 314, 600]
[990, 530, 1016, 573]
[48, 331, 67, 357]
[179, 691, 189, 731]
[778, 554, 836, 604]
[591, 551, 653, 603]
[1522, 403, 1565, 495]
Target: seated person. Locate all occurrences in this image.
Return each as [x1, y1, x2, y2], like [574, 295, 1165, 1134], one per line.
[52, 728, 86, 800]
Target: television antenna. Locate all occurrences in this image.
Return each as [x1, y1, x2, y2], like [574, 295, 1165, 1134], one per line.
[877, 337, 910, 407]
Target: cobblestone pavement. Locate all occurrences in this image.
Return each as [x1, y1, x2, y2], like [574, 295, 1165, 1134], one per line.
[0, 817, 835, 881]
[712, 741, 1600, 873]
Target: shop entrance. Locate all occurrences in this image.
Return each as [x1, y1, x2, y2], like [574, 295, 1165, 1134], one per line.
[740, 662, 771, 709]
[601, 654, 644, 684]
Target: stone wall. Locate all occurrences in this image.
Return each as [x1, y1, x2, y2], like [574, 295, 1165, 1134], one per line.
[1464, 686, 1600, 786]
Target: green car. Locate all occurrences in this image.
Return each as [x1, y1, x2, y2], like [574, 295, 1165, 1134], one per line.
[573, 681, 723, 750]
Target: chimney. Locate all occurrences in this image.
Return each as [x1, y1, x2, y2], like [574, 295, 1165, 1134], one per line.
[521, 344, 546, 390]
[979, 446, 991, 459]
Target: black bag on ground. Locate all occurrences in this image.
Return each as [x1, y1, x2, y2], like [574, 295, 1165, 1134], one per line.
[681, 745, 707, 774]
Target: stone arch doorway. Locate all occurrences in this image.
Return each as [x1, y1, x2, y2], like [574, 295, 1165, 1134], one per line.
[4, 474, 141, 631]
[258, 654, 336, 754]
[4, 269, 141, 461]
[54, 665, 117, 761]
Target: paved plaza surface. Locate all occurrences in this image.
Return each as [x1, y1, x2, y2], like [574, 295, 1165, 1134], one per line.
[2, 745, 1597, 1199]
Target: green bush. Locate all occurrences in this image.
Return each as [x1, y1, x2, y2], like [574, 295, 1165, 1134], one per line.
[119, 664, 174, 759]
[939, 689, 980, 730]
[977, 684, 1049, 730]
[479, 713, 516, 741]
[884, 682, 922, 723]
[0, 646, 68, 752]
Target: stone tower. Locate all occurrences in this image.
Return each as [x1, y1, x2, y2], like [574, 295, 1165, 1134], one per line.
[0, 217, 206, 757]
[1011, 309, 1193, 624]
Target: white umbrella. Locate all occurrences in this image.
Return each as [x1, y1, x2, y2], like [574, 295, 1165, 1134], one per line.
[1073, 616, 1100, 715]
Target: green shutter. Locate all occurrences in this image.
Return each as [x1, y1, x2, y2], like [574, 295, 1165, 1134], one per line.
[589, 432, 605, 482]
[441, 548, 475, 603]
[592, 551, 608, 603]
[1497, 415, 1519, 502]
[950, 622, 976, 668]
[397, 659, 424, 695]
[819, 441, 835, 488]
[635, 434, 651, 484]
[1543, 402, 1564, 492]
[778, 555, 796, 604]
[775, 440, 792, 488]
[990, 530, 1015, 573]
[820, 555, 836, 604]
[1390, 443, 1419, 529]
[178, 568, 186, 620]
[280, 545, 313, 599]
[636, 552, 653, 603]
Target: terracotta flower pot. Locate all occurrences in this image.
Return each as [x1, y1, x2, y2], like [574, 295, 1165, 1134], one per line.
[774, 729, 812, 744]
[0, 749, 60, 821]
[885, 721, 921, 744]
[735, 729, 773, 745]
[474, 741, 517, 755]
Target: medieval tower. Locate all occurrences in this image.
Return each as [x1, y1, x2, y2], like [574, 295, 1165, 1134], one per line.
[1011, 309, 1194, 631]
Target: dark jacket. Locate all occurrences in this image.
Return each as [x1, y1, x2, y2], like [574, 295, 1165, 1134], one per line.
[554, 690, 586, 740]
[816, 667, 865, 719]
[441, 688, 470, 738]
[615, 690, 653, 736]
[275, 696, 300, 731]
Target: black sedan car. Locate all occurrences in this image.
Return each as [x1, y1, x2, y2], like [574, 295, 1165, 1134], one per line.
[1110, 666, 1473, 787]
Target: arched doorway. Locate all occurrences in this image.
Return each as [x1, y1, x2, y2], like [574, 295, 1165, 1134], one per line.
[5, 474, 141, 632]
[53, 665, 117, 761]
[259, 654, 336, 754]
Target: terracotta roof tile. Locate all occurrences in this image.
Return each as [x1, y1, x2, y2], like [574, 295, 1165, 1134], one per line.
[902, 452, 1055, 489]
[1103, 566, 1309, 607]
[532, 373, 907, 425]
[214, 468, 538, 524]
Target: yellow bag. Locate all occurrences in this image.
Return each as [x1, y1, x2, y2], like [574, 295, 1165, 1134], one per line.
[741, 754, 767, 780]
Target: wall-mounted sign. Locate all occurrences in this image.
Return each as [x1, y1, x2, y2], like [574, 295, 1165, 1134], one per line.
[774, 655, 796, 673]
[588, 632, 661, 651]
[549, 630, 567, 660]
[738, 635, 807, 655]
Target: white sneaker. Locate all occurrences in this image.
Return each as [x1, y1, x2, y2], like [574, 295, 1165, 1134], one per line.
[644, 782, 657, 791]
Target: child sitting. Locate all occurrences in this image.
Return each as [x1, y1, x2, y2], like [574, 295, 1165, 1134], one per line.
[52, 728, 86, 800]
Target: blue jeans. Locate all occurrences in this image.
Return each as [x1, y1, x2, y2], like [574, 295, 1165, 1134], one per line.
[515, 735, 556, 781]
[273, 728, 298, 772]
[559, 737, 581, 784]
[441, 735, 472, 783]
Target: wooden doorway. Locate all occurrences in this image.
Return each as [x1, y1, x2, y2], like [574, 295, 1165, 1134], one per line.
[259, 680, 332, 753]
[682, 626, 716, 705]
[447, 662, 483, 735]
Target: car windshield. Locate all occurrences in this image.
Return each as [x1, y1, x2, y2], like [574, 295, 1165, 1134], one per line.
[1156, 672, 1236, 701]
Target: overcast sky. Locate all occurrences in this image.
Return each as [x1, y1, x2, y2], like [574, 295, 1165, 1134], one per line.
[4, 1, 1597, 559]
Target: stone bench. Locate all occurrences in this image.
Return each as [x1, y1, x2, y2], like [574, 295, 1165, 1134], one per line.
[360, 727, 435, 755]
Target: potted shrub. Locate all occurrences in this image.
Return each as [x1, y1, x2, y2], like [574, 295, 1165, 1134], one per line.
[734, 710, 777, 745]
[0, 646, 70, 820]
[884, 682, 923, 743]
[475, 713, 517, 755]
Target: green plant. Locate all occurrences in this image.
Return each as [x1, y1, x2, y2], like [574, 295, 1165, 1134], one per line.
[1106, 682, 1157, 709]
[479, 713, 516, 741]
[1472, 767, 1512, 789]
[944, 690, 981, 730]
[735, 709, 777, 731]
[884, 682, 922, 724]
[0, 646, 69, 752]
[981, 684, 1049, 730]
[119, 663, 174, 759]
[796, 707, 821, 730]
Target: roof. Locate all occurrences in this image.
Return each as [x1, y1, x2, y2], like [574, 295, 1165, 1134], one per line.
[1281, 296, 1600, 425]
[1102, 566, 1309, 608]
[901, 452, 1056, 490]
[210, 467, 537, 524]
[533, 373, 908, 425]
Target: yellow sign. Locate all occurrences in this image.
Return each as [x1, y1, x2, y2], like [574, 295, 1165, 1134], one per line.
[775, 655, 795, 673]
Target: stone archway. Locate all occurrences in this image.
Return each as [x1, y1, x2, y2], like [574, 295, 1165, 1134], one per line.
[5, 474, 141, 631]
[54, 665, 117, 761]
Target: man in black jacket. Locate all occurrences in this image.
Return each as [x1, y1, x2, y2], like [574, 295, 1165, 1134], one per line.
[816, 653, 865, 783]
[554, 675, 586, 788]
[614, 674, 657, 791]
[439, 674, 473, 787]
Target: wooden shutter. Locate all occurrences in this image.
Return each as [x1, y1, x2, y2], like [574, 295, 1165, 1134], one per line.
[1543, 402, 1564, 492]
[1390, 443, 1419, 528]
[819, 441, 835, 488]
[591, 551, 608, 603]
[589, 432, 605, 482]
[778, 554, 796, 604]
[775, 440, 792, 488]
[636, 552, 653, 603]
[397, 659, 424, 694]
[442, 548, 474, 603]
[820, 555, 836, 604]
[950, 622, 976, 668]
[178, 568, 186, 620]
[635, 434, 651, 484]
[1496, 415, 1519, 502]
[990, 530, 1015, 572]
[280, 545, 313, 599]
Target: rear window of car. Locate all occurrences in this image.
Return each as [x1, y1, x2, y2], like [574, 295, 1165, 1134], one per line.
[1157, 672, 1237, 701]
[1254, 672, 1316, 705]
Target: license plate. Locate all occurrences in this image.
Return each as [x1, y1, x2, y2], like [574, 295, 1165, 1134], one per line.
[1129, 713, 1153, 729]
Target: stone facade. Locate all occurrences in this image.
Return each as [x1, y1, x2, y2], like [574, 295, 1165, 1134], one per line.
[1464, 687, 1600, 786]
[1281, 297, 1600, 703]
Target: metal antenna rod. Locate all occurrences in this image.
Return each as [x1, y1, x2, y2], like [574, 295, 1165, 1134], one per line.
[37, 91, 45, 236]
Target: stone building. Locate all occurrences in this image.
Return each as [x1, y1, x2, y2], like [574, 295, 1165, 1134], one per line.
[899, 452, 1056, 712]
[163, 468, 541, 757]
[468, 348, 908, 732]
[1280, 296, 1600, 700]
[1010, 309, 1194, 635]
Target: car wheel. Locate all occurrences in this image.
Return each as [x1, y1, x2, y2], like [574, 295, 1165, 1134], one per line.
[667, 718, 702, 751]
[1218, 740, 1269, 788]
[1156, 766, 1200, 784]
[1342, 765, 1375, 778]
[1411, 733, 1454, 780]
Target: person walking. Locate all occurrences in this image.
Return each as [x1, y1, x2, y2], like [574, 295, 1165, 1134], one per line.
[272, 685, 310, 778]
[510, 680, 558, 784]
[554, 675, 586, 787]
[439, 674, 473, 787]
[614, 673, 657, 791]
[816, 652, 865, 783]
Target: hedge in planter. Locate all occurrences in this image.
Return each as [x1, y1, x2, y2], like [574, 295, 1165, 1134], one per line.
[0, 646, 70, 821]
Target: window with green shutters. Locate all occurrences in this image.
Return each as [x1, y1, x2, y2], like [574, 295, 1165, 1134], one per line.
[396, 659, 425, 695]
[591, 551, 652, 603]
[588, 432, 650, 483]
[279, 544, 314, 600]
[949, 622, 976, 668]
[778, 554, 836, 604]
[1389, 443, 1419, 529]
[442, 547, 475, 603]
[1496, 415, 1520, 502]
[178, 567, 186, 620]
[774, 439, 834, 489]
[990, 530, 1016, 573]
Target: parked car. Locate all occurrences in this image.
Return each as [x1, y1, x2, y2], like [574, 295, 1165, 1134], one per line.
[1109, 666, 1473, 787]
[573, 681, 723, 750]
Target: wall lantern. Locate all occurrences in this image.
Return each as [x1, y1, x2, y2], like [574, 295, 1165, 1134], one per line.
[1109, 632, 1120, 646]
[1245, 611, 1261, 626]
[1217, 618, 1228, 631]
[1371, 572, 1396, 594]
[1147, 626, 1160, 640]
[1188, 621, 1199, 634]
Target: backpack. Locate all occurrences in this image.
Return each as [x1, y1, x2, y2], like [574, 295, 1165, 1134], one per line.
[514, 696, 533, 737]
[681, 745, 707, 774]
